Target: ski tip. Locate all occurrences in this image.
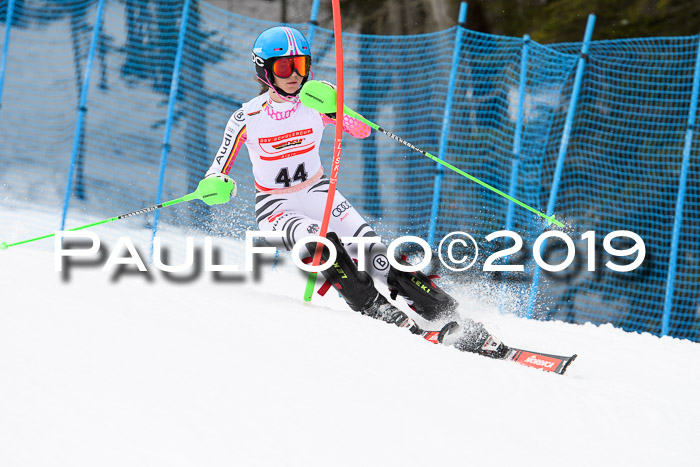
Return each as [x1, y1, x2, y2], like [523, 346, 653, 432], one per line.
[0, 241, 8, 250]
[558, 354, 578, 375]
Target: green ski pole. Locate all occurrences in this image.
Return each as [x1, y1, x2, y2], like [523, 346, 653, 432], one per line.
[300, 80, 564, 228]
[1, 174, 235, 250]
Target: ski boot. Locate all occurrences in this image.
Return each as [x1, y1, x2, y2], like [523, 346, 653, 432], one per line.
[363, 293, 424, 334]
[309, 232, 422, 334]
[386, 256, 459, 322]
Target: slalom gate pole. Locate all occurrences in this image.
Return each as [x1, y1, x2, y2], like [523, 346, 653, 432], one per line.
[300, 80, 564, 228]
[0, 177, 230, 251]
[303, 0, 345, 301]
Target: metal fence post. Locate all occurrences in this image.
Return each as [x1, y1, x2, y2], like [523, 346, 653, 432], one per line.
[60, 0, 106, 230]
[427, 1, 467, 248]
[504, 35, 529, 235]
[525, 14, 596, 319]
[150, 0, 193, 254]
[498, 33, 529, 313]
[0, 0, 16, 113]
[662, 35, 700, 336]
[307, 0, 321, 46]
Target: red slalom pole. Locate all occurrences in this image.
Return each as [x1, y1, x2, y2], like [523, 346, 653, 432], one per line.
[304, 0, 344, 301]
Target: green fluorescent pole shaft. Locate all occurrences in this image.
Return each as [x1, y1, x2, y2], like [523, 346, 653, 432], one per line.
[0, 194, 194, 250]
[300, 80, 564, 229]
[1, 175, 234, 250]
[350, 112, 563, 228]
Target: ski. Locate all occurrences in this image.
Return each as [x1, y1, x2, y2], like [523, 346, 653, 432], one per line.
[389, 312, 454, 345]
[501, 347, 577, 375]
[326, 289, 578, 374]
[419, 328, 446, 345]
[415, 320, 577, 375]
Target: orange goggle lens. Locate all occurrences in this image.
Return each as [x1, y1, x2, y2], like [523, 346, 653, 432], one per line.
[272, 56, 310, 79]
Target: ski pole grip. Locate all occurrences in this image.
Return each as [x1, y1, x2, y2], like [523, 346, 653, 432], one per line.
[300, 80, 358, 119]
[195, 173, 237, 206]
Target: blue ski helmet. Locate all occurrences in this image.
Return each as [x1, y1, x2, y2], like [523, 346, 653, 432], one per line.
[252, 26, 312, 97]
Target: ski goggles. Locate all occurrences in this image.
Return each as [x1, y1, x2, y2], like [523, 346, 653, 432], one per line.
[271, 56, 311, 79]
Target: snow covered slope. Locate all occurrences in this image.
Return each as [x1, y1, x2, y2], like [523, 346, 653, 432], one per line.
[1, 220, 699, 466]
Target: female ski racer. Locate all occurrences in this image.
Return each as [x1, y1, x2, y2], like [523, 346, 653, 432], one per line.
[202, 26, 500, 355]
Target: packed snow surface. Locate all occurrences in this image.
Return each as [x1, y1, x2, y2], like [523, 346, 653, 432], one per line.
[1, 212, 699, 466]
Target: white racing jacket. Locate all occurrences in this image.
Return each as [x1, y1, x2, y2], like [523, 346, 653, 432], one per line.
[206, 93, 370, 191]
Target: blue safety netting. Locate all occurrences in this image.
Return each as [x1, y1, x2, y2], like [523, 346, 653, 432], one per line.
[1, 0, 698, 341]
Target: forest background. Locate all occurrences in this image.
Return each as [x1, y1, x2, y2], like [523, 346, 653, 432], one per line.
[209, 0, 700, 41]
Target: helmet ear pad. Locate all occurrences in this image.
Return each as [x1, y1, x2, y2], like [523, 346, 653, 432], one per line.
[252, 52, 268, 83]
